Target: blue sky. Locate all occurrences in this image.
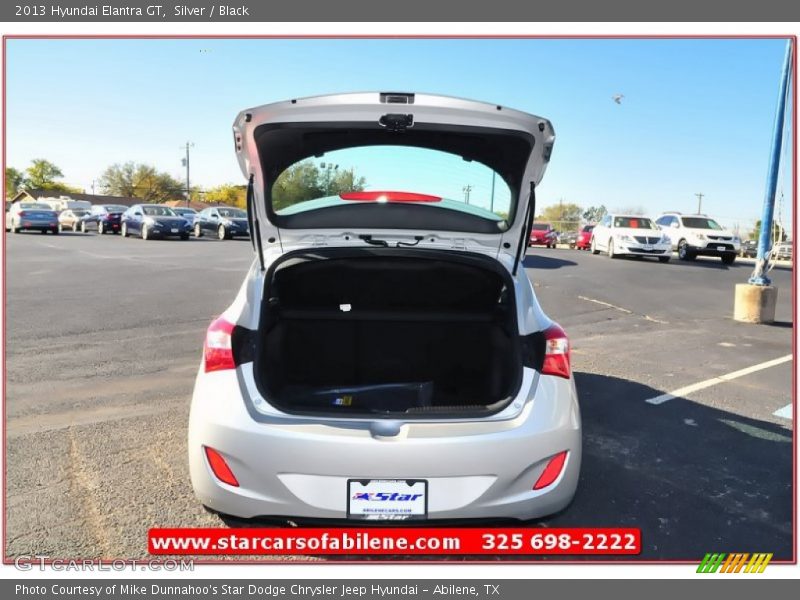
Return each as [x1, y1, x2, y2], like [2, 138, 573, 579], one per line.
[5, 38, 794, 233]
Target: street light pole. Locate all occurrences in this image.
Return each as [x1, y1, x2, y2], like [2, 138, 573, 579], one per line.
[489, 171, 496, 213]
[181, 142, 194, 207]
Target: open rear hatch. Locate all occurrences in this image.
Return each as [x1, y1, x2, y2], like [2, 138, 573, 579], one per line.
[233, 92, 554, 263]
[233, 92, 555, 417]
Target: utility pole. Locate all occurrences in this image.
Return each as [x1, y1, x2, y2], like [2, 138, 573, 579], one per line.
[489, 171, 496, 213]
[181, 142, 194, 207]
[91, 180, 96, 195]
[462, 184, 472, 204]
[695, 192, 704, 214]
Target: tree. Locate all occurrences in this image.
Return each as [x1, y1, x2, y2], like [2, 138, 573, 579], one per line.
[272, 160, 366, 211]
[205, 184, 247, 209]
[582, 204, 607, 223]
[5, 167, 24, 197]
[751, 220, 788, 242]
[99, 162, 184, 203]
[538, 201, 583, 232]
[25, 159, 64, 189]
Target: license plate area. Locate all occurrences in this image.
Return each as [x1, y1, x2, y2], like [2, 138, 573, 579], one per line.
[171, 228, 179, 233]
[717, 245, 726, 251]
[347, 479, 428, 521]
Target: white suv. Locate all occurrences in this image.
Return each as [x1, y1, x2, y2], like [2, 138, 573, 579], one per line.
[187, 92, 582, 523]
[655, 213, 740, 265]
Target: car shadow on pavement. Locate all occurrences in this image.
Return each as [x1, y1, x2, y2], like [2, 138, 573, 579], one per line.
[546, 371, 793, 561]
[522, 253, 578, 270]
[209, 372, 793, 563]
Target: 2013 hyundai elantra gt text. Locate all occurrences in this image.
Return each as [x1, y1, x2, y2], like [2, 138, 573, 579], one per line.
[188, 92, 582, 522]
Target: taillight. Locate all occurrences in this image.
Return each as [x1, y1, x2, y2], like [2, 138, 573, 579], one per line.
[203, 316, 236, 373]
[204, 446, 239, 487]
[541, 323, 571, 379]
[533, 451, 568, 490]
[18, 211, 28, 217]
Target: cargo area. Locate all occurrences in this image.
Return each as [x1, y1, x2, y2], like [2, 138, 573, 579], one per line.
[254, 251, 522, 416]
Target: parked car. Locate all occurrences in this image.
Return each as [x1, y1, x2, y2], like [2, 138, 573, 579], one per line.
[81, 204, 128, 234]
[188, 92, 581, 523]
[591, 214, 671, 262]
[120, 204, 192, 240]
[5, 202, 59, 234]
[773, 241, 792, 261]
[740, 239, 758, 258]
[172, 207, 199, 226]
[193, 207, 250, 240]
[58, 208, 91, 232]
[575, 224, 595, 250]
[528, 222, 557, 248]
[559, 230, 579, 248]
[655, 212, 740, 265]
[38, 196, 93, 213]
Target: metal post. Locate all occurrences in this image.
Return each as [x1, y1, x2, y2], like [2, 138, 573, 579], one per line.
[750, 40, 793, 286]
[181, 142, 194, 207]
[490, 171, 496, 213]
[695, 192, 704, 214]
[185, 143, 191, 207]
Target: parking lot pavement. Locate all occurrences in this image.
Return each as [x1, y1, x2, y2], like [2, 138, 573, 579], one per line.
[3, 233, 794, 561]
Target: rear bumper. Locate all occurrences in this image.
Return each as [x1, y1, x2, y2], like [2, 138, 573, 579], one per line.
[189, 366, 582, 521]
[19, 221, 58, 230]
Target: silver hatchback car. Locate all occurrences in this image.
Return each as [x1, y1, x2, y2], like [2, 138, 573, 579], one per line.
[189, 92, 581, 522]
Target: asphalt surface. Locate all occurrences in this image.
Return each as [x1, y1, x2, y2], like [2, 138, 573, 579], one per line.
[3, 231, 794, 562]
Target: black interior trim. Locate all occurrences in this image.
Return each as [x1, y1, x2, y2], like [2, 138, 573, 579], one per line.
[253, 121, 535, 233]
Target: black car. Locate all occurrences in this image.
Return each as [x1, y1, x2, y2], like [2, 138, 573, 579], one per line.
[80, 204, 129, 234]
[193, 206, 250, 240]
[120, 204, 192, 240]
[559, 231, 579, 248]
[740, 239, 758, 258]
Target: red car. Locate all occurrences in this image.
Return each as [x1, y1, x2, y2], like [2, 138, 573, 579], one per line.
[529, 222, 558, 248]
[575, 224, 595, 250]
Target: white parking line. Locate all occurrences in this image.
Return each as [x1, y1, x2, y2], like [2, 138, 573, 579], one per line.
[773, 404, 793, 420]
[577, 295, 632, 314]
[645, 354, 793, 405]
[578, 295, 669, 324]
